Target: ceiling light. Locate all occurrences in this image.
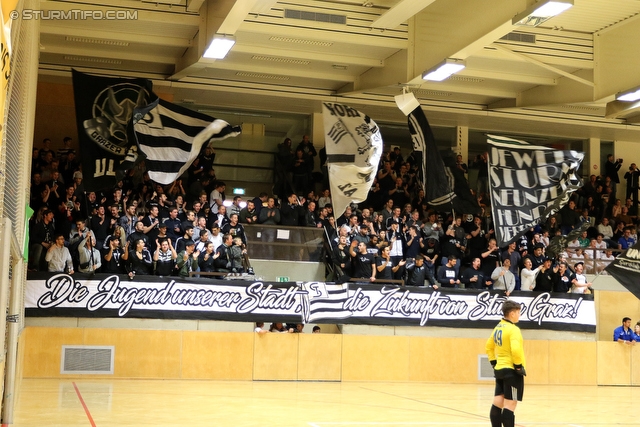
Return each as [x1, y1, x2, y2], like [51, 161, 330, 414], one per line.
[203, 34, 235, 59]
[513, 0, 573, 27]
[422, 58, 465, 82]
[617, 87, 640, 102]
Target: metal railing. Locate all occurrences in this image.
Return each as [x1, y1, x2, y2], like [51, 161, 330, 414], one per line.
[244, 224, 326, 262]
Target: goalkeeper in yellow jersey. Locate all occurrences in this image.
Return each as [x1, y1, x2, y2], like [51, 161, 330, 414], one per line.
[485, 299, 526, 427]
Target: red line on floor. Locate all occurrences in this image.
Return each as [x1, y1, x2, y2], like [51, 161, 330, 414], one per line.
[72, 382, 97, 427]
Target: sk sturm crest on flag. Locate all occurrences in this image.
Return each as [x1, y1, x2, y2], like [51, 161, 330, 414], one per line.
[487, 135, 584, 247]
[130, 97, 242, 185]
[395, 92, 480, 215]
[72, 70, 153, 191]
[322, 103, 383, 217]
[606, 241, 640, 301]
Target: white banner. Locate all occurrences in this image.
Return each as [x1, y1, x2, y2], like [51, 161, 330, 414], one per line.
[25, 274, 596, 331]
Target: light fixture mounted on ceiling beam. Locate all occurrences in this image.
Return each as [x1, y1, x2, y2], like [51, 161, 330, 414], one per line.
[512, 0, 573, 27]
[422, 58, 466, 82]
[203, 34, 235, 59]
[616, 86, 640, 102]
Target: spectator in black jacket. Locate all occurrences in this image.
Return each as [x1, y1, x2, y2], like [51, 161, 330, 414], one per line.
[533, 258, 555, 292]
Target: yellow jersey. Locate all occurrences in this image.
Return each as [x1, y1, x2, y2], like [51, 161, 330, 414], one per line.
[485, 318, 525, 370]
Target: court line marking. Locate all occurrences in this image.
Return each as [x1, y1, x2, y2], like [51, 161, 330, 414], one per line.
[72, 382, 97, 427]
[308, 423, 488, 425]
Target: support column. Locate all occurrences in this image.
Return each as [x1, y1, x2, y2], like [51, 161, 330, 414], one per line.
[586, 137, 600, 179]
[456, 126, 469, 163]
[311, 112, 324, 173]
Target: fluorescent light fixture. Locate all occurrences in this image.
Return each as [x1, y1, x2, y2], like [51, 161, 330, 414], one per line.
[617, 88, 640, 102]
[203, 34, 235, 59]
[422, 59, 466, 82]
[513, 0, 573, 27]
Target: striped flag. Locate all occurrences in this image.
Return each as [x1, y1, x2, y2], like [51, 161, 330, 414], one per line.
[130, 97, 241, 184]
[302, 282, 352, 323]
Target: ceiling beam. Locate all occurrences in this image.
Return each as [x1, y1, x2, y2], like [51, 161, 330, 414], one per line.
[202, 61, 357, 82]
[370, 0, 435, 30]
[492, 44, 594, 87]
[187, 0, 206, 13]
[40, 25, 192, 48]
[457, 68, 557, 86]
[43, 45, 177, 65]
[231, 43, 384, 68]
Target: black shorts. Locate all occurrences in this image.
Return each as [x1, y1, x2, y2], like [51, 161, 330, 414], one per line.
[494, 369, 524, 401]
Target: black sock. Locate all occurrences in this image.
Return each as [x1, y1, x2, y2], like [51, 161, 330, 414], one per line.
[489, 405, 502, 427]
[501, 408, 515, 427]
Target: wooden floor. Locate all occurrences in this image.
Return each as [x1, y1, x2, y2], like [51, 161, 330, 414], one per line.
[11, 379, 640, 427]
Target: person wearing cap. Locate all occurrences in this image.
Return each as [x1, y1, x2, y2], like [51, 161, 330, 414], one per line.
[533, 258, 555, 292]
[176, 240, 199, 278]
[524, 243, 546, 270]
[570, 261, 592, 293]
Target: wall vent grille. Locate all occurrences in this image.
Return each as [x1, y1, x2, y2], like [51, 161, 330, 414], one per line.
[500, 32, 536, 44]
[61, 346, 115, 374]
[284, 9, 347, 25]
[478, 355, 495, 381]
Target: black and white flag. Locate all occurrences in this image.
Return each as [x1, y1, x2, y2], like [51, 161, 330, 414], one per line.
[130, 97, 241, 184]
[395, 92, 480, 214]
[72, 70, 153, 191]
[488, 135, 584, 247]
[303, 282, 351, 323]
[322, 103, 383, 216]
[605, 241, 640, 301]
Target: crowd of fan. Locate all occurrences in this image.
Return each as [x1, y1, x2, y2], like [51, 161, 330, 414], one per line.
[27, 136, 635, 292]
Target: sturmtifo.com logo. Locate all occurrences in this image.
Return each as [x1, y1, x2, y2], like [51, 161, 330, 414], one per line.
[83, 84, 149, 156]
[11, 9, 138, 20]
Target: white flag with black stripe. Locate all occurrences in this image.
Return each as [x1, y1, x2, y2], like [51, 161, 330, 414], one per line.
[322, 103, 383, 217]
[302, 282, 351, 323]
[131, 97, 241, 184]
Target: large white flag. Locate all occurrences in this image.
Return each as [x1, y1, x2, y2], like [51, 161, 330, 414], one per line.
[322, 103, 383, 216]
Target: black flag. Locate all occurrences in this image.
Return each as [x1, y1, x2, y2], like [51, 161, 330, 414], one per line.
[605, 242, 640, 300]
[395, 92, 480, 214]
[546, 222, 590, 259]
[487, 134, 584, 247]
[72, 70, 153, 191]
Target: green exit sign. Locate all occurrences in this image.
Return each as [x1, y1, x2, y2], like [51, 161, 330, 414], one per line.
[276, 276, 290, 282]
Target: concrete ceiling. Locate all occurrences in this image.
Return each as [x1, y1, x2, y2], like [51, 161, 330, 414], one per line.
[36, 0, 640, 142]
